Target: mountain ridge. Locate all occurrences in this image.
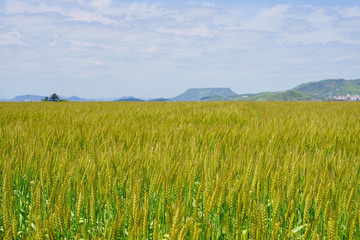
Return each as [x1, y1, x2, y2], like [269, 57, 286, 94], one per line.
[200, 79, 360, 101]
[12, 95, 46, 102]
[4, 79, 360, 102]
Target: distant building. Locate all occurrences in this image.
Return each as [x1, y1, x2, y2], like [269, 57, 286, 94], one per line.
[333, 94, 360, 101]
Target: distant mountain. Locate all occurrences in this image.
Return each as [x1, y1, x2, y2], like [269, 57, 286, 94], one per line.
[12, 95, 45, 102]
[11, 95, 115, 102]
[114, 97, 144, 102]
[148, 98, 169, 102]
[66, 96, 86, 101]
[92, 98, 119, 102]
[195, 79, 360, 101]
[7, 79, 360, 103]
[172, 88, 237, 101]
[82, 97, 118, 102]
[293, 79, 360, 99]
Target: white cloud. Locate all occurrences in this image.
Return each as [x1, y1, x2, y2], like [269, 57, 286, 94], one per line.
[66, 8, 116, 25]
[138, 46, 157, 53]
[154, 24, 214, 37]
[282, 18, 313, 33]
[55, 57, 103, 68]
[185, 7, 218, 18]
[84, 2, 167, 23]
[118, 3, 166, 21]
[2, 1, 360, 98]
[337, 6, 360, 17]
[336, 17, 360, 30]
[2, 2, 360, 47]
[37, 3, 117, 25]
[239, 5, 290, 32]
[66, 40, 127, 52]
[298, 7, 336, 30]
[89, 0, 111, 9]
[330, 55, 354, 62]
[2, 1, 117, 25]
[4, 1, 34, 14]
[0, 31, 26, 46]
[277, 28, 356, 45]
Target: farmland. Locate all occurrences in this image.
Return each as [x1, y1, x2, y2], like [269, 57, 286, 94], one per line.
[1, 102, 360, 239]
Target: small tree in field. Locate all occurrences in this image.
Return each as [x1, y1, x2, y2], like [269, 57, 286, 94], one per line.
[49, 93, 60, 102]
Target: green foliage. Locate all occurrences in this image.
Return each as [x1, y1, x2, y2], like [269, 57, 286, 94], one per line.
[42, 93, 61, 102]
[50, 93, 60, 102]
[294, 79, 360, 99]
[240, 90, 311, 101]
[0, 102, 360, 239]
[183, 79, 360, 102]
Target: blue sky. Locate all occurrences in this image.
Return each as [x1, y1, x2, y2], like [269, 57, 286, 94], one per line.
[1, 0, 360, 99]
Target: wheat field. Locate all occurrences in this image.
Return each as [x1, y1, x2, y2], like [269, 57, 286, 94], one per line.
[0, 102, 360, 239]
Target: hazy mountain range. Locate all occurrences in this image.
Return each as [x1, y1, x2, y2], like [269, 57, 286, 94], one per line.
[4, 79, 360, 102]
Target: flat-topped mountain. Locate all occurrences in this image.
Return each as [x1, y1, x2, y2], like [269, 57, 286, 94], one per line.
[172, 88, 237, 101]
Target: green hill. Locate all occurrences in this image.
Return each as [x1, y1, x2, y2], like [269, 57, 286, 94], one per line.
[224, 90, 310, 101]
[172, 88, 237, 101]
[201, 79, 360, 101]
[293, 79, 360, 99]
[243, 90, 311, 101]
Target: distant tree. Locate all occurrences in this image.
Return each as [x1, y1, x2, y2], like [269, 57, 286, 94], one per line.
[42, 96, 49, 101]
[49, 93, 60, 102]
